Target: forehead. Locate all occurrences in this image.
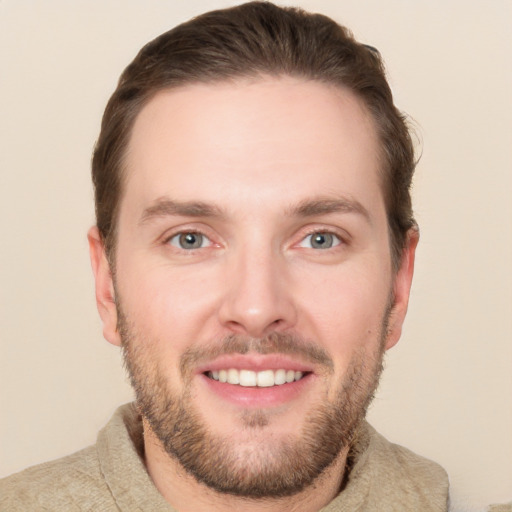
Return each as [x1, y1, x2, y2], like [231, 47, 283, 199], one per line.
[121, 77, 383, 220]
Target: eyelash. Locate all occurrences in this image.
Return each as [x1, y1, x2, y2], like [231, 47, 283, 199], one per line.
[162, 226, 347, 252]
[297, 228, 345, 250]
[163, 229, 213, 250]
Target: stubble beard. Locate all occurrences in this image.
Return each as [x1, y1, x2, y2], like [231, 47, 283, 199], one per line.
[119, 310, 388, 499]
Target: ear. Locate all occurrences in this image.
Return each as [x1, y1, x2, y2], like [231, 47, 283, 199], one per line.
[385, 228, 419, 350]
[87, 226, 121, 346]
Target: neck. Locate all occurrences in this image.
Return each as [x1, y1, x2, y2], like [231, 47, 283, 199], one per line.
[142, 418, 350, 512]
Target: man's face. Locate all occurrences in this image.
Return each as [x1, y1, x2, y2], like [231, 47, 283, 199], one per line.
[90, 77, 416, 497]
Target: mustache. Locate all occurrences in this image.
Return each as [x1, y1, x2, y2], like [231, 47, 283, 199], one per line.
[179, 332, 334, 377]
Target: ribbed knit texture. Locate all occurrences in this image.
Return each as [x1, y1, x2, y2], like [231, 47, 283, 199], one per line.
[0, 403, 449, 511]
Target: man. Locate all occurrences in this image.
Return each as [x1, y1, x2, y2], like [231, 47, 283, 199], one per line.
[1, 2, 450, 510]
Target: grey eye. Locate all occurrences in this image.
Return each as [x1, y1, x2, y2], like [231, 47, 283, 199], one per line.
[299, 232, 341, 250]
[169, 232, 208, 249]
[311, 233, 333, 249]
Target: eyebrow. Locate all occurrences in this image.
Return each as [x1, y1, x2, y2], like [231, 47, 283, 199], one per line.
[139, 195, 371, 225]
[140, 198, 224, 225]
[289, 197, 371, 223]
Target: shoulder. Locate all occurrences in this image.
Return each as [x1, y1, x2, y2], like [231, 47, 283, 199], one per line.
[0, 445, 116, 512]
[342, 422, 450, 511]
[367, 423, 449, 487]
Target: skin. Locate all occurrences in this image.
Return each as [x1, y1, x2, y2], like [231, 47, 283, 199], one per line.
[88, 76, 418, 512]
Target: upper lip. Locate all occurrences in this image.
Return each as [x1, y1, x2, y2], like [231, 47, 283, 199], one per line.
[195, 353, 315, 375]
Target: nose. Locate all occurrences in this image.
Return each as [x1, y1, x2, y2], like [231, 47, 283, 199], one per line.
[217, 245, 297, 338]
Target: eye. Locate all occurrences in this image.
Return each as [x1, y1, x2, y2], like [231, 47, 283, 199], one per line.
[168, 232, 211, 250]
[299, 232, 341, 250]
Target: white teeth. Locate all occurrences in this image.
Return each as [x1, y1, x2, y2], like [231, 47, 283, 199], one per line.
[257, 370, 275, 387]
[227, 368, 239, 385]
[208, 368, 306, 387]
[239, 369, 257, 387]
[274, 369, 286, 385]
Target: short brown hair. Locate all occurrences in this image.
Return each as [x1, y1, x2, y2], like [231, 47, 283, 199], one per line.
[92, 1, 417, 269]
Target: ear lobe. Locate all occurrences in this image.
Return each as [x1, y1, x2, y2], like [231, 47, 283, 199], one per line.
[385, 228, 419, 350]
[87, 226, 121, 346]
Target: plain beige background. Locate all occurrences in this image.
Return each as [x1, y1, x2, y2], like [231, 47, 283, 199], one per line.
[1, 1, 511, 510]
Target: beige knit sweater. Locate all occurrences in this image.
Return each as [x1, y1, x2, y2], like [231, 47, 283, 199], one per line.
[0, 403, 450, 511]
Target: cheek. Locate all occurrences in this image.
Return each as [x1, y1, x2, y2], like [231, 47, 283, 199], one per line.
[115, 260, 222, 347]
[293, 264, 390, 356]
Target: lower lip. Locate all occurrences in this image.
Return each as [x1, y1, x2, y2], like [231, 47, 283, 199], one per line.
[199, 373, 314, 408]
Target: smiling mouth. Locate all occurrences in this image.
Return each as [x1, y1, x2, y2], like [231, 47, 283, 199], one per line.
[205, 369, 308, 387]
